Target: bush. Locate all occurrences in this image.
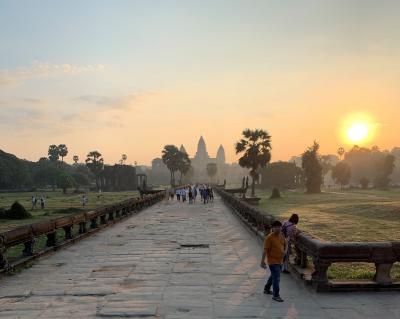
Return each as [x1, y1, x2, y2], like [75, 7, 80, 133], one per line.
[8, 201, 32, 219]
[270, 187, 281, 199]
[0, 208, 7, 219]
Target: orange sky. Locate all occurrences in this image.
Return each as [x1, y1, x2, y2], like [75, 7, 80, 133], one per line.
[1, 1, 399, 165]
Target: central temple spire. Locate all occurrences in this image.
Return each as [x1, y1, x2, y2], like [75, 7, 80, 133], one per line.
[195, 136, 210, 161]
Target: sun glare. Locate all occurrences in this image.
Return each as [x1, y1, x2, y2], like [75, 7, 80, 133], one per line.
[347, 122, 369, 142]
[340, 113, 376, 145]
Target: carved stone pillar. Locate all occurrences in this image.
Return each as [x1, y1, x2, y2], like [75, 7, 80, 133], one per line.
[22, 238, 35, 256]
[100, 215, 107, 225]
[90, 218, 98, 229]
[46, 232, 57, 247]
[373, 263, 393, 284]
[79, 222, 87, 234]
[63, 226, 73, 240]
[311, 257, 331, 285]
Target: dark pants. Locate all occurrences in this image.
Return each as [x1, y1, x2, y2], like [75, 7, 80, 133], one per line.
[264, 264, 281, 297]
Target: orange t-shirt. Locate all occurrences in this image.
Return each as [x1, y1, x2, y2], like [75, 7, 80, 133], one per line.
[263, 232, 285, 265]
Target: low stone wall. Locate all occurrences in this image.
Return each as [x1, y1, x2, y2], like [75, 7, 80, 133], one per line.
[216, 187, 400, 292]
[0, 191, 167, 274]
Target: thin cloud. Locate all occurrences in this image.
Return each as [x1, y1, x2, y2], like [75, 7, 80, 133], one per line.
[74, 94, 137, 111]
[0, 62, 105, 87]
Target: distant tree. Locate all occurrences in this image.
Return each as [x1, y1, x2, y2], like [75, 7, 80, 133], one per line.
[320, 155, 334, 177]
[33, 159, 60, 190]
[235, 129, 272, 197]
[71, 170, 90, 192]
[57, 172, 75, 194]
[162, 145, 181, 186]
[58, 144, 68, 163]
[120, 154, 128, 165]
[360, 177, 370, 189]
[332, 162, 352, 191]
[302, 141, 323, 193]
[337, 147, 345, 161]
[48, 145, 60, 162]
[206, 163, 218, 183]
[73, 155, 79, 165]
[270, 187, 281, 199]
[260, 162, 303, 189]
[85, 151, 104, 191]
[374, 154, 396, 188]
[177, 152, 191, 184]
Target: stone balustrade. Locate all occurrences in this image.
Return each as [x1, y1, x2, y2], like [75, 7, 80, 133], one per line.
[0, 191, 166, 273]
[216, 187, 400, 292]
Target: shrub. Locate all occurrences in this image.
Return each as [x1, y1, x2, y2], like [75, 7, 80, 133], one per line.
[7, 201, 32, 219]
[270, 187, 281, 199]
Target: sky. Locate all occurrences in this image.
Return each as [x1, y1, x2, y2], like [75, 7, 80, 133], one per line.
[1, 0, 399, 165]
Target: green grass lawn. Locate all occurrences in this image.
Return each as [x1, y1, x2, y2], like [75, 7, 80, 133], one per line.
[256, 188, 400, 242]
[0, 189, 139, 233]
[256, 188, 400, 280]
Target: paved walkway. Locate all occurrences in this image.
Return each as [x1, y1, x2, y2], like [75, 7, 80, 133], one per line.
[0, 196, 399, 318]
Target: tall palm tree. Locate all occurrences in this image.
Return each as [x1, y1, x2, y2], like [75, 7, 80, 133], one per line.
[178, 152, 191, 185]
[85, 151, 104, 190]
[48, 144, 59, 162]
[58, 144, 68, 163]
[162, 145, 181, 186]
[235, 129, 272, 197]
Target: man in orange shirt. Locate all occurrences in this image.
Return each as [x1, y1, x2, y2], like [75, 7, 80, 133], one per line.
[260, 220, 286, 302]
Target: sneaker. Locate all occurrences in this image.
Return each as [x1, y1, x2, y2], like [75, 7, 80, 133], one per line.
[282, 270, 290, 274]
[272, 296, 284, 302]
[263, 290, 272, 295]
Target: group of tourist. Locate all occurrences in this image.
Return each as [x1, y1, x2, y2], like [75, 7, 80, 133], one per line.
[261, 213, 299, 303]
[169, 184, 214, 204]
[31, 195, 46, 210]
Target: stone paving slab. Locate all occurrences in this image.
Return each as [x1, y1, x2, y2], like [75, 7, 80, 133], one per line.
[0, 196, 399, 318]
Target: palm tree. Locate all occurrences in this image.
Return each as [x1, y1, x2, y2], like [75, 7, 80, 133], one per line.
[177, 152, 191, 185]
[337, 147, 345, 161]
[58, 144, 68, 163]
[235, 129, 272, 197]
[121, 154, 127, 164]
[162, 145, 181, 186]
[85, 151, 104, 190]
[73, 155, 79, 165]
[206, 163, 217, 183]
[48, 145, 59, 162]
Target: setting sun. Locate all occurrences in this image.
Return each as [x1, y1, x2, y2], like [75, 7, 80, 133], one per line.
[347, 122, 369, 142]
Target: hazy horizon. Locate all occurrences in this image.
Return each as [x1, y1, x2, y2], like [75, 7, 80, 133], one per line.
[1, 1, 400, 166]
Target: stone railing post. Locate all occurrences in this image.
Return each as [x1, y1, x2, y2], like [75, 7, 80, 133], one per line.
[295, 246, 308, 268]
[373, 263, 393, 284]
[311, 257, 331, 287]
[108, 211, 114, 221]
[0, 238, 8, 270]
[63, 226, 73, 240]
[79, 222, 87, 234]
[22, 238, 35, 256]
[90, 217, 98, 229]
[100, 214, 107, 225]
[46, 232, 57, 247]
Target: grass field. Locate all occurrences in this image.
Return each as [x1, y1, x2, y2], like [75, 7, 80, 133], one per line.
[0, 189, 139, 233]
[256, 188, 400, 280]
[256, 188, 400, 242]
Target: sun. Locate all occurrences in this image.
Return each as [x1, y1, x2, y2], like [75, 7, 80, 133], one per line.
[347, 122, 369, 142]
